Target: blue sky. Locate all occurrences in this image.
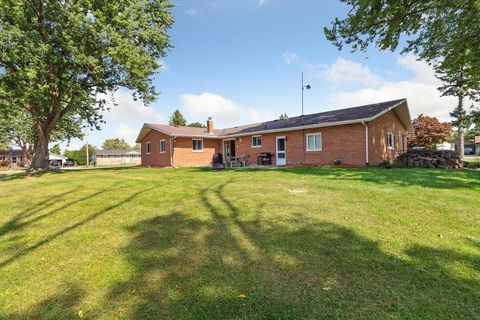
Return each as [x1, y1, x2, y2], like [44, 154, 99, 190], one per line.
[63, 0, 456, 151]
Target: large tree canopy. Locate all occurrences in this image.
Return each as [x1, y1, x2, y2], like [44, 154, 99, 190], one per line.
[324, 1, 480, 65]
[0, 0, 173, 169]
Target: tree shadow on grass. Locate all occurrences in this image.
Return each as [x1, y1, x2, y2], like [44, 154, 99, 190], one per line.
[280, 166, 480, 190]
[103, 183, 480, 319]
[0, 170, 64, 182]
[0, 184, 159, 269]
[0, 283, 85, 320]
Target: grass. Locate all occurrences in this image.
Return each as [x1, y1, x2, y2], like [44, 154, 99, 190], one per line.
[0, 166, 479, 319]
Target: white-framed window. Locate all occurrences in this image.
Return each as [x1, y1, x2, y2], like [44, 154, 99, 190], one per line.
[146, 142, 151, 154]
[251, 135, 262, 148]
[12, 157, 17, 163]
[306, 133, 322, 151]
[192, 139, 203, 152]
[387, 132, 395, 149]
[159, 139, 166, 153]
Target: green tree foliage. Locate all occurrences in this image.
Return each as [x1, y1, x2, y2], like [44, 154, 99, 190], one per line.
[102, 138, 132, 150]
[169, 110, 187, 126]
[64, 144, 95, 166]
[187, 122, 206, 128]
[324, 0, 480, 157]
[435, 61, 480, 158]
[49, 144, 61, 155]
[0, 1, 173, 169]
[279, 113, 288, 120]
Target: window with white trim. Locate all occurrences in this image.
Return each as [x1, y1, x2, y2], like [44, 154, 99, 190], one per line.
[160, 139, 166, 153]
[306, 133, 322, 151]
[192, 139, 203, 152]
[146, 142, 151, 154]
[251, 135, 262, 148]
[387, 132, 395, 149]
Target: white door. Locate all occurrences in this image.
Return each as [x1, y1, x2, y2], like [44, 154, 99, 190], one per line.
[276, 136, 286, 166]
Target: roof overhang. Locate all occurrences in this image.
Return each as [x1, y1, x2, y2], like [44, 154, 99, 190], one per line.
[367, 99, 414, 133]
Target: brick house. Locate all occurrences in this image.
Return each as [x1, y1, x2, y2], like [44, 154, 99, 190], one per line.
[135, 99, 413, 167]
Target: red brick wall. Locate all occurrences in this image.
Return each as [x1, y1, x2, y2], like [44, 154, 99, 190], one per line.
[172, 137, 222, 167]
[233, 123, 366, 166]
[139, 110, 408, 167]
[141, 130, 172, 167]
[368, 111, 408, 165]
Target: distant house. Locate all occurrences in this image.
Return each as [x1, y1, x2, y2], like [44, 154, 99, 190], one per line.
[49, 153, 68, 166]
[0, 150, 67, 166]
[136, 99, 413, 167]
[0, 149, 24, 166]
[92, 150, 141, 166]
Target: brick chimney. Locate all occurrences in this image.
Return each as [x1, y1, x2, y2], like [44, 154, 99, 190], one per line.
[207, 117, 213, 134]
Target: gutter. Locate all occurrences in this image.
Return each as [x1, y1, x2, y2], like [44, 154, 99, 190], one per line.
[361, 121, 369, 165]
[170, 136, 177, 168]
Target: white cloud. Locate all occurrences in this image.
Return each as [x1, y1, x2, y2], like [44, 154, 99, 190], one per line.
[180, 92, 274, 127]
[185, 8, 198, 17]
[114, 124, 139, 145]
[257, 0, 268, 6]
[328, 55, 457, 120]
[281, 51, 298, 64]
[102, 90, 164, 123]
[158, 59, 169, 72]
[320, 57, 381, 86]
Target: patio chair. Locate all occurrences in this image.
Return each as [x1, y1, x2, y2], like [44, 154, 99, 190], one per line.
[240, 155, 250, 167]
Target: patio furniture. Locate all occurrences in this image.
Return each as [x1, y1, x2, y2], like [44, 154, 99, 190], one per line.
[257, 152, 272, 165]
[239, 155, 250, 167]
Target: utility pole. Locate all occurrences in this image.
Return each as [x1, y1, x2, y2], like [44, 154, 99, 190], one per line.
[86, 141, 89, 167]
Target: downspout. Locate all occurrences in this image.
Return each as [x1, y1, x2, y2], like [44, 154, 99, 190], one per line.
[362, 121, 369, 165]
[302, 129, 306, 165]
[170, 136, 177, 168]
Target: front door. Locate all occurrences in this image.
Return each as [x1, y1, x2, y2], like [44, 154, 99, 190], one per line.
[276, 136, 286, 166]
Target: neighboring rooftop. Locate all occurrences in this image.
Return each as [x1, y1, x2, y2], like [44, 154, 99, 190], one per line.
[0, 149, 23, 156]
[94, 150, 141, 156]
[136, 99, 412, 142]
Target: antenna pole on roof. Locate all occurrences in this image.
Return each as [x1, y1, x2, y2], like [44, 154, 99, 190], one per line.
[301, 72, 311, 119]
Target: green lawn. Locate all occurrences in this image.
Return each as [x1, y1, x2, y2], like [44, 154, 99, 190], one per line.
[0, 167, 479, 319]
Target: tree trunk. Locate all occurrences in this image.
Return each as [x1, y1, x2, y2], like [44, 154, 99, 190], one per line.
[32, 127, 50, 170]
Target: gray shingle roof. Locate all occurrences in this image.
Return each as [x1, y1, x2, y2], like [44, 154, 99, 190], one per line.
[222, 99, 406, 135]
[0, 149, 23, 156]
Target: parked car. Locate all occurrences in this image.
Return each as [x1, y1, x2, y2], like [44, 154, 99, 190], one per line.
[464, 147, 475, 155]
[64, 160, 74, 167]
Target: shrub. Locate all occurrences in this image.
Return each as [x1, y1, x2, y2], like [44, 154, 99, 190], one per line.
[0, 160, 10, 167]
